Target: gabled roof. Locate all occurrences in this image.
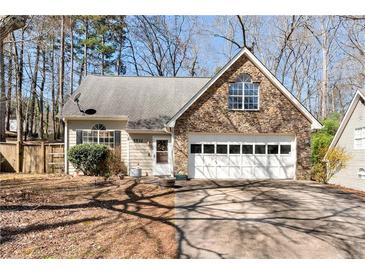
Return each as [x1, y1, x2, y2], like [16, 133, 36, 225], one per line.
[166, 47, 322, 130]
[63, 75, 210, 129]
[324, 90, 365, 159]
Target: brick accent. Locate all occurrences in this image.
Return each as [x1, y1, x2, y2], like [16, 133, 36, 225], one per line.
[173, 55, 312, 180]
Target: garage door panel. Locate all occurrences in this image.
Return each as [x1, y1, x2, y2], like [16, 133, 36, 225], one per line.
[228, 166, 241, 178]
[205, 166, 216, 178]
[242, 167, 254, 179]
[217, 167, 230, 178]
[193, 155, 204, 166]
[280, 156, 294, 166]
[241, 155, 255, 165]
[216, 155, 230, 166]
[254, 155, 267, 166]
[255, 167, 269, 179]
[228, 155, 241, 166]
[203, 155, 216, 166]
[267, 155, 281, 166]
[194, 166, 205, 179]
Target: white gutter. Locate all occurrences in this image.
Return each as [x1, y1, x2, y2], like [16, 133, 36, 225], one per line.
[64, 115, 129, 121]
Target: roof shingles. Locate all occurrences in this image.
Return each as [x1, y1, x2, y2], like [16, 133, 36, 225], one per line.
[63, 75, 209, 129]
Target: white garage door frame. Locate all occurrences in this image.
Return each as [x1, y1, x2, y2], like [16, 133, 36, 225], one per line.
[188, 133, 297, 180]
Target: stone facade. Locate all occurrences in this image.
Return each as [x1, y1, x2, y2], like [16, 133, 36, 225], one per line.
[173, 55, 312, 180]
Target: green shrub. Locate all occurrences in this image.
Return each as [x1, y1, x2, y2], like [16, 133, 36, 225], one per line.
[68, 144, 109, 176]
[311, 112, 341, 165]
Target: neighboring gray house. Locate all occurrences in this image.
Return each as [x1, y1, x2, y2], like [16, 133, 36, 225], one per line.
[63, 47, 322, 179]
[325, 90, 365, 191]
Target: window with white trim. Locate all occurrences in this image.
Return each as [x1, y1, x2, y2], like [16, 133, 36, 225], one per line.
[358, 168, 365, 179]
[354, 127, 365, 149]
[82, 127, 115, 148]
[228, 74, 259, 110]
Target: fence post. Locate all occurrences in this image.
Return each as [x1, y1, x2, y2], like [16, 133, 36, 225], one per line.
[41, 141, 46, 173]
[15, 141, 21, 173]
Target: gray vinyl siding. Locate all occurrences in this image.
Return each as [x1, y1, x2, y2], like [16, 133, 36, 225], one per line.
[329, 100, 365, 191]
[66, 120, 127, 174]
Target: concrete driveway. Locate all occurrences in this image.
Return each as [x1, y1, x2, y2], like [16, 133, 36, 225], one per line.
[174, 180, 365, 258]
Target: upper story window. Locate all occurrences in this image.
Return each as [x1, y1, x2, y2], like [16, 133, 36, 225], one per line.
[354, 127, 365, 149]
[228, 73, 259, 111]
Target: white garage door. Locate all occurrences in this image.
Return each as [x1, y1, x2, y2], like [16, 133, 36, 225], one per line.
[188, 134, 296, 179]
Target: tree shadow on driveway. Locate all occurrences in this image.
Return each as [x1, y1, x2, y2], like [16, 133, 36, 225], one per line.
[1, 179, 365, 258]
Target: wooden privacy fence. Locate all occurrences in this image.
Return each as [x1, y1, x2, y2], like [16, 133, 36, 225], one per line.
[0, 142, 64, 174]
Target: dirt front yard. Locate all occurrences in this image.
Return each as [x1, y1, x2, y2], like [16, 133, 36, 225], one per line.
[0, 174, 176, 258]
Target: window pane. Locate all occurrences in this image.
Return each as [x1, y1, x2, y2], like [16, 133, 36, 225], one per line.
[157, 140, 168, 151]
[216, 144, 228, 154]
[280, 145, 291, 154]
[190, 144, 202, 154]
[229, 83, 243, 95]
[228, 96, 243, 110]
[244, 96, 258, 110]
[255, 145, 266, 154]
[229, 145, 240, 154]
[203, 144, 215, 154]
[242, 144, 253, 154]
[268, 145, 279, 154]
[157, 151, 168, 163]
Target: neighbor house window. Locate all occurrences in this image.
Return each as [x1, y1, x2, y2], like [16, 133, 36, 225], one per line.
[82, 124, 114, 148]
[354, 127, 365, 149]
[228, 73, 259, 111]
[358, 168, 365, 180]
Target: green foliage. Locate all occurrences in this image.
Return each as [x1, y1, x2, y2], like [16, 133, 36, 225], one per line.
[311, 112, 341, 165]
[311, 132, 333, 164]
[68, 144, 109, 176]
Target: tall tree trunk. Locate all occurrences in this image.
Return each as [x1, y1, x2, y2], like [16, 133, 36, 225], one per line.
[46, 104, 49, 138]
[12, 31, 24, 143]
[38, 50, 46, 139]
[83, 19, 89, 78]
[117, 43, 122, 76]
[101, 35, 105, 75]
[6, 43, 12, 131]
[0, 41, 5, 142]
[321, 43, 329, 119]
[57, 15, 65, 140]
[70, 17, 74, 94]
[29, 41, 40, 137]
[51, 37, 56, 140]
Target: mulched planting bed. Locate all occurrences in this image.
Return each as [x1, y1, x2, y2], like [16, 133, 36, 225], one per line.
[0, 174, 176, 258]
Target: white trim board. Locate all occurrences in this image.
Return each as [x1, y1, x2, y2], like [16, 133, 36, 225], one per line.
[324, 90, 365, 160]
[166, 47, 322, 130]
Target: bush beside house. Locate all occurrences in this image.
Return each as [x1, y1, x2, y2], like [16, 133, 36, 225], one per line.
[311, 113, 350, 183]
[68, 144, 127, 176]
[68, 144, 109, 176]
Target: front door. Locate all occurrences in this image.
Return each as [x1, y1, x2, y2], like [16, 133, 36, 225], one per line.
[152, 136, 172, 176]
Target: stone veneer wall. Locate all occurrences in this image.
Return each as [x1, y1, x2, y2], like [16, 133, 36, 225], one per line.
[173, 55, 312, 180]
